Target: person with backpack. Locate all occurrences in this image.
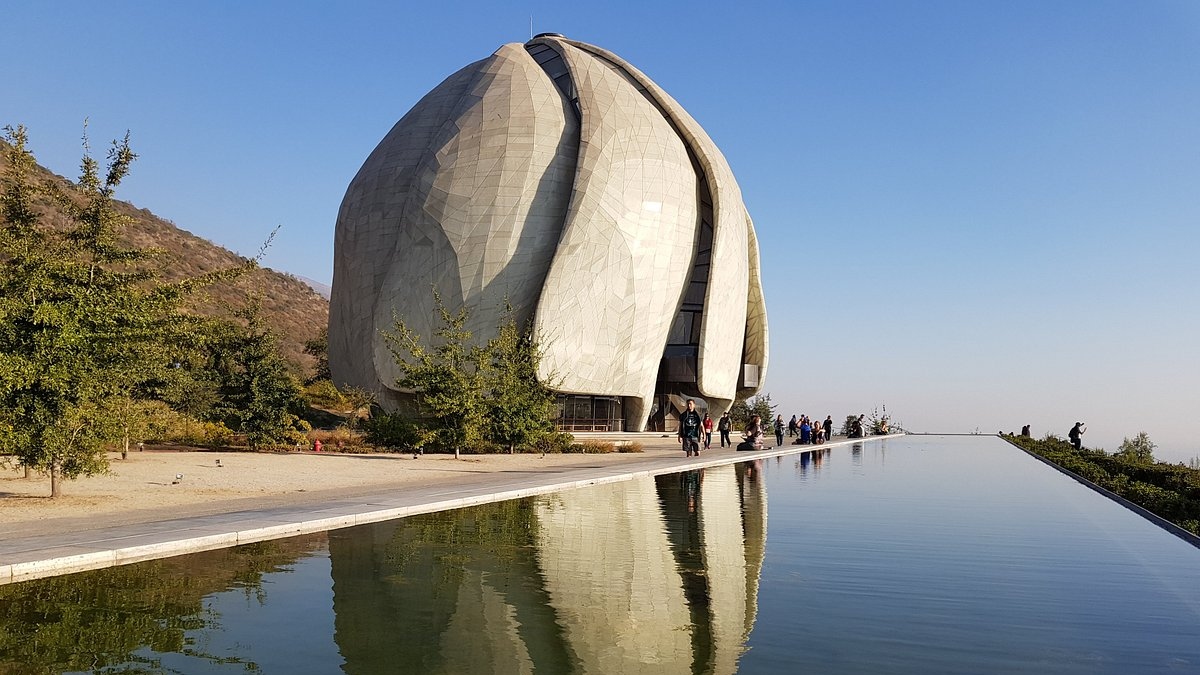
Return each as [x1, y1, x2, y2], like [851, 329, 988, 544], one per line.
[718, 412, 732, 447]
[678, 399, 703, 457]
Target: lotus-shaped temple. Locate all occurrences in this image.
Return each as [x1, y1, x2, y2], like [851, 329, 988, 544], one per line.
[330, 34, 768, 431]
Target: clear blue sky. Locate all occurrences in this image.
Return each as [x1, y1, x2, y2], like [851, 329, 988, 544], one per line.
[4, 1, 1198, 460]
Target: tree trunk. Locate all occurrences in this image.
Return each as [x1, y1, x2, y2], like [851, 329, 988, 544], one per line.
[454, 446, 460, 460]
[509, 443, 515, 455]
[24, 464, 32, 479]
[122, 435, 130, 460]
[50, 463, 62, 498]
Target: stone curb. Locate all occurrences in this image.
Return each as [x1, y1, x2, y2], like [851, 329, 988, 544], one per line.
[0, 435, 903, 586]
[1001, 436, 1200, 550]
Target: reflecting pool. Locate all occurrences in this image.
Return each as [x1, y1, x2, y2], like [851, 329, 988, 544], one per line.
[1, 436, 1198, 674]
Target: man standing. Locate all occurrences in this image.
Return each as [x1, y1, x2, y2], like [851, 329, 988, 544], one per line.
[678, 399, 703, 457]
[823, 415, 834, 441]
[1069, 422, 1086, 450]
[718, 411, 732, 447]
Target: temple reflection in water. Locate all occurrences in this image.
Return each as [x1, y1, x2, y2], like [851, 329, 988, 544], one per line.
[329, 461, 767, 674]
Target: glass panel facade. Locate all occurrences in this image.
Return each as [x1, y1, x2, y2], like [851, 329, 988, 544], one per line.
[555, 395, 624, 432]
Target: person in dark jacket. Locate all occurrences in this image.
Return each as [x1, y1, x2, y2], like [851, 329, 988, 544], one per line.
[678, 399, 703, 457]
[1068, 422, 1086, 450]
[718, 412, 732, 447]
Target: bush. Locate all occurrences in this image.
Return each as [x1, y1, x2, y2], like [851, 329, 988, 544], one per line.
[308, 426, 375, 453]
[531, 431, 575, 454]
[618, 441, 644, 453]
[303, 380, 346, 409]
[143, 405, 236, 448]
[361, 412, 427, 451]
[572, 440, 616, 454]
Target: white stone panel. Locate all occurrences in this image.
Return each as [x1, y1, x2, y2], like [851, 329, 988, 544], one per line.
[331, 44, 576, 402]
[561, 40, 760, 401]
[532, 39, 698, 402]
[330, 58, 482, 401]
[739, 218, 769, 400]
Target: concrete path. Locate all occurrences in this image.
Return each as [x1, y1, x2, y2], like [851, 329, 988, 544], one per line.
[0, 434, 900, 585]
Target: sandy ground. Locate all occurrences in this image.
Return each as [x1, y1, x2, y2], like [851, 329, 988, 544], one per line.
[0, 443, 680, 537]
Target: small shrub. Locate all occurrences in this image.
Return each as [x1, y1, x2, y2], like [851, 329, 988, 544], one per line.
[532, 431, 575, 454]
[362, 412, 426, 451]
[308, 426, 376, 453]
[303, 380, 346, 409]
[573, 440, 615, 454]
[618, 441, 644, 453]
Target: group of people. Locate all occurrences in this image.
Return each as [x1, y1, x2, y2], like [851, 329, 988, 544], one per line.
[777, 414, 834, 446]
[677, 400, 842, 455]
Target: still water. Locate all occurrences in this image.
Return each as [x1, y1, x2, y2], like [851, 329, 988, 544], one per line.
[1, 435, 1198, 674]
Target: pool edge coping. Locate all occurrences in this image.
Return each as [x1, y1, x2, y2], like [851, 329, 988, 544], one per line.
[1002, 435, 1200, 550]
[0, 435, 904, 586]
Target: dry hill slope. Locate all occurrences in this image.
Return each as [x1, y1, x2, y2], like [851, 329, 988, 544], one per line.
[0, 140, 329, 371]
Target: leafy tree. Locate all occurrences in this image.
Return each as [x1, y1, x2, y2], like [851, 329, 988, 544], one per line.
[383, 291, 487, 459]
[483, 306, 557, 453]
[867, 404, 899, 435]
[340, 385, 376, 429]
[208, 303, 309, 450]
[730, 393, 776, 430]
[0, 126, 248, 496]
[303, 325, 331, 383]
[102, 395, 170, 459]
[1115, 431, 1156, 464]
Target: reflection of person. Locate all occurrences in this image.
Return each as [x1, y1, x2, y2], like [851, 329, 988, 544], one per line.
[718, 412, 732, 447]
[1068, 422, 1086, 450]
[678, 399, 703, 457]
[682, 469, 702, 512]
[702, 413, 714, 450]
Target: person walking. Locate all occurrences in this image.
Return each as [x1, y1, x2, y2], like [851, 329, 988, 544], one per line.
[678, 399, 703, 457]
[1068, 422, 1086, 450]
[823, 415, 833, 441]
[702, 412, 714, 450]
[774, 415, 785, 447]
[718, 412, 732, 447]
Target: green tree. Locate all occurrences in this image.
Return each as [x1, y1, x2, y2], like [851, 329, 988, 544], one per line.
[730, 393, 776, 430]
[1115, 431, 1156, 464]
[383, 291, 488, 459]
[483, 307, 557, 453]
[208, 303, 309, 450]
[0, 126, 248, 496]
[340, 385, 376, 430]
[102, 394, 170, 459]
[303, 325, 331, 383]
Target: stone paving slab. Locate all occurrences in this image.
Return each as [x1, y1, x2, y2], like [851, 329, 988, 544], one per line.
[0, 435, 901, 585]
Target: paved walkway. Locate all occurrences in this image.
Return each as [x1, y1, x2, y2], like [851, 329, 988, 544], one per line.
[0, 434, 901, 585]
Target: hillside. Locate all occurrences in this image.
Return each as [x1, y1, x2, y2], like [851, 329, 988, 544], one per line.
[0, 139, 329, 372]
